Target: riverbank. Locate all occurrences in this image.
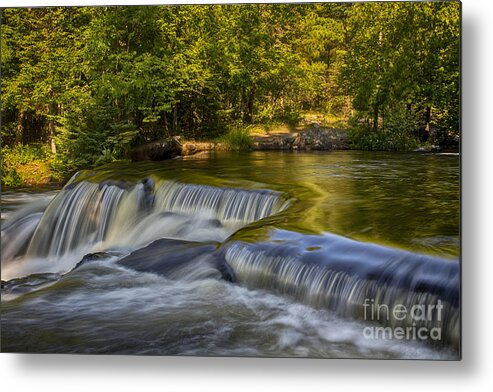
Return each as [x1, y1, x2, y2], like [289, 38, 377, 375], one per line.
[2, 114, 458, 188]
[127, 124, 351, 163]
[1, 144, 64, 189]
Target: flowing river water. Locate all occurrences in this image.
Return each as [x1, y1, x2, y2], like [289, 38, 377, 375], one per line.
[1, 151, 460, 359]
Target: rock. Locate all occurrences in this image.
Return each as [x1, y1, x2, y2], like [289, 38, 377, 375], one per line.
[254, 126, 349, 151]
[413, 145, 443, 153]
[253, 134, 294, 150]
[1, 273, 61, 295]
[181, 141, 228, 156]
[181, 141, 214, 156]
[73, 252, 112, 270]
[129, 136, 182, 161]
[117, 238, 236, 282]
[140, 177, 155, 211]
[293, 127, 349, 151]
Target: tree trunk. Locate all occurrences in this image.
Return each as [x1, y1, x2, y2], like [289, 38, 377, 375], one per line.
[15, 111, 25, 144]
[241, 86, 246, 121]
[48, 103, 57, 154]
[173, 103, 178, 135]
[422, 106, 431, 142]
[163, 113, 169, 138]
[373, 105, 379, 132]
[48, 118, 56, 154]
[244, 84, 256, 123]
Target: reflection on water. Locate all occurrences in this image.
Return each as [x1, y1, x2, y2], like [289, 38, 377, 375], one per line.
[79, 151, 459, 257]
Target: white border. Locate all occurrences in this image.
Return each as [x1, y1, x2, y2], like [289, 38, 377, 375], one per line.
[2, 0, 493, 390]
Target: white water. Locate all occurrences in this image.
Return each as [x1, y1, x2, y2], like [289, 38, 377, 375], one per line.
[224, 239, 460, 348]
[1, 180, 288, 280]
[1, 257, 455, 359]
[1, 177, 459, 358]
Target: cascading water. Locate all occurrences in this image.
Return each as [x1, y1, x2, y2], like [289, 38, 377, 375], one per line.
[154, 182, 288, 223]
[1, 178, 289, 280]
[1, 154, 460, 358]
[223, 232, 460, 348]
[26, 182, 126, 259]
[1, 192, 57, 262]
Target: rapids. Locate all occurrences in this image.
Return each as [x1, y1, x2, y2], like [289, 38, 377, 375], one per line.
[1, 151, 460, 358]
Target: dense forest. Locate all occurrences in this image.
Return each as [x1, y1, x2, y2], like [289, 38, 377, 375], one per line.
[1, 2, 460, 186]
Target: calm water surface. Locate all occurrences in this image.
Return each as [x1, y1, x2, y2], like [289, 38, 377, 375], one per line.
[85, 150, 459, 257]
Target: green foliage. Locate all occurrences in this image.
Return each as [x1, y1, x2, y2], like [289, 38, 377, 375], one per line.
[429, 103, 460, 148]
[221, 125, 254, 151]
[1, 2, 460, 185]
[1, 144, 61, 187]
[349, 109, 420, 152]
[256, 106, 301, 127]
[349, 128, 419, 152]
[341, 2, 459, 142]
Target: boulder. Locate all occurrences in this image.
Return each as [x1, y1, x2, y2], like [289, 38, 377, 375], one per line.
[181, 141, 229, 156]
[413, 145, 443, 153]
[292, 127, 350, 151]
[253, 127, 350, 151]
[73, 252, 113, 270]
[181, 141, 214, 156]
[253, 134, 294, 150]
[117, 238, 236, 282]
[129, 136, 182, 161]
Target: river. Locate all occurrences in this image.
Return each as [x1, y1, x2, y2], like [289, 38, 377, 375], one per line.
[1, 151, 460, 359]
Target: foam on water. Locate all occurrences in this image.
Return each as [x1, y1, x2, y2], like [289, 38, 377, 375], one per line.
[1, 175, 459, 357]
[1, 180, 287, 280]
[1, 259, 456, 359]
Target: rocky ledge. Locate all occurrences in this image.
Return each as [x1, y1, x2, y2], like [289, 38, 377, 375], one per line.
[129, 136, 228, 161]
[254, 125, 350, 151]
[129, 125, 350, 162]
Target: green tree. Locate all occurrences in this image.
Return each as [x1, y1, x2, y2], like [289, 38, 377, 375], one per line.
[341, 1, 459, 144]
[1, 8, 90, 150]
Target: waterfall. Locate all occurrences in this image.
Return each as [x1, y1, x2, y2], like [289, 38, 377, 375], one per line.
[223, 233, 460, 348]
[1, 212, 43, 263]
[2, 176, 460, 350]
[1, 179, 288, 280]
[26, 182, 127, 258]
[1, 194, 54, 263]
[154, 181, 289, 223]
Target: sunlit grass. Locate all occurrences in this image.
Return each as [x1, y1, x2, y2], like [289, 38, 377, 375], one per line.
[220, 126, 254, 151]
[1, 144, 63, 187]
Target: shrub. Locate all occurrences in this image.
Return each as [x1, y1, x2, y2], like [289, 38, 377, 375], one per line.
[349, 109, 420, 152]
[221, 125, 254, 151]
[1, 144, 61, 187]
